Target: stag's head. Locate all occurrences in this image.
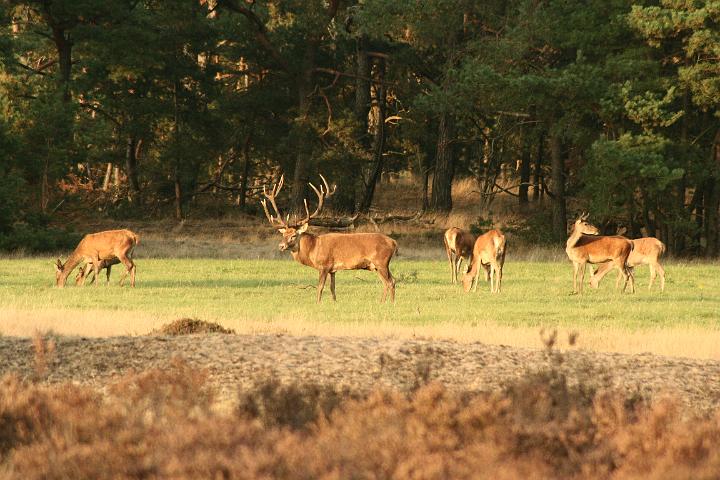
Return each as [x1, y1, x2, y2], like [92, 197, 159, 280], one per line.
[260, 174, 336, 252]
[54, 259, 66, 287]
[461, 272, 474, 293]
[573, 212, 599, 236]
[75, 265, 87, 285]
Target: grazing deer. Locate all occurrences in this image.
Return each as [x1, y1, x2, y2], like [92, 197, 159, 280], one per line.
[566, 213, 634, 294]
[261, 175, 398, 303]
[590, 237, 666, 291]
[75, 258, 121, 286]
[443, 227, 474, 284]
[462, 229, 506, 294]
[55, 229, 139, 288]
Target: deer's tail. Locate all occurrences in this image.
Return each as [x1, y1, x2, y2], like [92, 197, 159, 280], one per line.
[131, 232, 140, 246]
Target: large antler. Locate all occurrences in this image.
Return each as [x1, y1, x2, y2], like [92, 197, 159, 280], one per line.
[260, 175, 289, 228]
[299, 174, 337, 225]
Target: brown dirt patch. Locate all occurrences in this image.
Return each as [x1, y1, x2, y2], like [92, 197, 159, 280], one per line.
[1, 334, 720, 414]
[152, 318, 236, 335]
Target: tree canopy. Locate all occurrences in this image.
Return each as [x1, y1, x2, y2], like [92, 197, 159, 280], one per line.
[1, 0, 719, 255]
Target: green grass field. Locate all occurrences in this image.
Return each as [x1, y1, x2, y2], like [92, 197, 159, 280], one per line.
[1, 257, 718, 335]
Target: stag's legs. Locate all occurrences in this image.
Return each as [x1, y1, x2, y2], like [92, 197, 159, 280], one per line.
[92, 259, 101, 288]
[317, 269, 329, 303]
[654, 262, 665, 292]
[489, 263, 496, 293]
[105, 265, 112, 285]
[117, 253, 136, 287]
[613, 259, 634, 293]
[495, 261, 503, 293]
[330, 272, 336, 301]
[446, 248, 456, 284]
[572, 261, 586, 294]
[376, 265, 395, 303]
[648, 262, 665, 291]
[455, 256, 464, 284]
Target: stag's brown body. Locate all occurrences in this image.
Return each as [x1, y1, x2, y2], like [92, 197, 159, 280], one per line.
[590, 237, 666, 291]
[292, 232, 398, 303]
[55, 229, 138, 288]
[443, 227, 474, 284]
[566, 216, 634, 294]
[261, 175, 398, 303]
[462, 229, 506, 294]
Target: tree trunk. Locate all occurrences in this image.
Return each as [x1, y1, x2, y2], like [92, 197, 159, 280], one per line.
[705, 129, 720, 256]
[342, 35, 372, 213]
[125, 135, 141, 199]
[430, 111, 455, 213]
[354, 36, 371, 145]
[173, 82, 183, 221]
[550, 132, 567, 242]
[533, 131, 545, 201]
[422, 167, 431, 212]
[290, 42, 317, 216]
[238, 133, 252, 209]
[102, 163, 112, 191]
[49, 25, 72, 101]
[519, 126, 531, 207]
[359, 58, 386, 213]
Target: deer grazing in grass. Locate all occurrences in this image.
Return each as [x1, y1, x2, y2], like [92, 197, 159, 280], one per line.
[462, 229, 506, 294]
[443, 227, 475, 284]
[566, 213, 634, 294]
[55, 229, 139, 288]
[261, 175, 398, 303]
[75, 258, 121, 286]
[590, 237, 666, 291]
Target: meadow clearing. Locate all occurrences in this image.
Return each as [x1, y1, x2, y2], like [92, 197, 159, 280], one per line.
[2, 254, 719, 359]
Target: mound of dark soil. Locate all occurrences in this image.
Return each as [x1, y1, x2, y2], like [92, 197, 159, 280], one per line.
[153, 318, 236, 335]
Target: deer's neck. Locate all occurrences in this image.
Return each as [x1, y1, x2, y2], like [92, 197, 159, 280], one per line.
[566, 228, 582, 250]
[291, 233, 318, 268]
[60, 252, 83, 284]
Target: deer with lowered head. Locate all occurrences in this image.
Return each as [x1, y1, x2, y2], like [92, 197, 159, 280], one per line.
[590, 236, 666, 291]
[462, 229, 506, 294]
[261, 175, 398, 303]
[443, 227, 474, 284]
[55, 229, 139, 288]
[566, 213, 634, 294]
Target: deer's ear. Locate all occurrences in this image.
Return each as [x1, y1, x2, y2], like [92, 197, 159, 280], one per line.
[297, 223, 309, 234]
[278, 228, 286, 234]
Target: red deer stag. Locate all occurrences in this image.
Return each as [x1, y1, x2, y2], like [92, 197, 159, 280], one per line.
[566, 214, 634, 294]
[443, 227, 474, 284]
[461, 229, 506, 294]
[55, 229, 139, 288]
[261, 175, 398, 303]
[590, 237, 666, 291]
[75, 258, 121, 286]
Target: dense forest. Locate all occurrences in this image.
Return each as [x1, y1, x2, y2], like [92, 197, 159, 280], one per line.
[1, 0, 719, 256]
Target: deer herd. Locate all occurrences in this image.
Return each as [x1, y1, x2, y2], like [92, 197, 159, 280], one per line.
[53, 176, 666, 302]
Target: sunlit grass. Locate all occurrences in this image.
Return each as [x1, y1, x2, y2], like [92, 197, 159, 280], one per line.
[1, 257, 719, 358]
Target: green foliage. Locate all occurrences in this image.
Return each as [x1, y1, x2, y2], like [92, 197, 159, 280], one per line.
[0, 223, 81, 253]
[0, 0, 720, 254]
[583, 133, 684, 220]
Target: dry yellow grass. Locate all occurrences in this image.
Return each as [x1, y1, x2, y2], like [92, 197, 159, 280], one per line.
[4, 307, 720, 360]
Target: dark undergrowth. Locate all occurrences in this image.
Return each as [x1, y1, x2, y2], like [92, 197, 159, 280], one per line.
[1, 344, 719, 479]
